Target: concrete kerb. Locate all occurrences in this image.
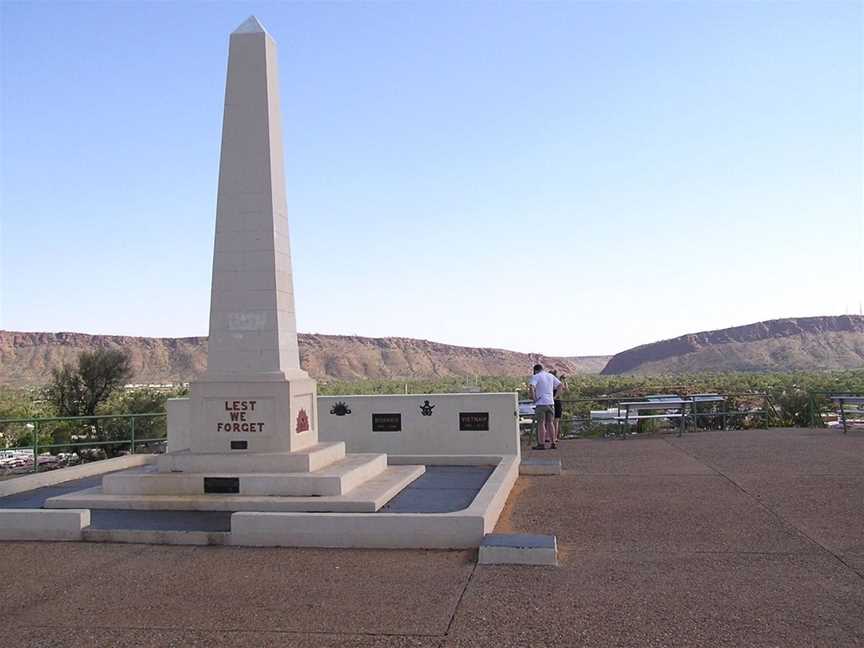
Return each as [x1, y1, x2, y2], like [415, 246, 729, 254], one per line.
[519, 457, 562, 476]
[479, 533, 559, 566]
[0, 509, 90, 541]
[0, 453, 156, 498]
[229, 454, 521, 548]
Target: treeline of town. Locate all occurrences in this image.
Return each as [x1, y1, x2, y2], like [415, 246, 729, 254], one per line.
[1, 348, 863, 452]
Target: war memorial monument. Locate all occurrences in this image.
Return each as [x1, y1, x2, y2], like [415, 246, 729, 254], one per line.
[0, 17, 522, 551]
[2, 11, 863, 646]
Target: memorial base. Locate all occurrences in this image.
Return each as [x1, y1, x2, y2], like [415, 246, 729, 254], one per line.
[188, 377, 318, 454]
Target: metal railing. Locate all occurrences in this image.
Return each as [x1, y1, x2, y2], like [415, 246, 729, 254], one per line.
[0, 412, 167, 475]
[806, 392, 864, 430]
[519, 392, 776, 440]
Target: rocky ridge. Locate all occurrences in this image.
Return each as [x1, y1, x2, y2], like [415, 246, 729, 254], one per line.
[601, 315, 864, 374]
[0, 331, 608, 385]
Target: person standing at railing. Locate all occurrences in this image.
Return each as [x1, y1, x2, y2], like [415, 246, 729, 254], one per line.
[550, 370, 566, 445]
[529, 363, 561, 450]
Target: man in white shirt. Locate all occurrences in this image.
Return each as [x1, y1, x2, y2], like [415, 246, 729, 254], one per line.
[529, 363, 561, 449]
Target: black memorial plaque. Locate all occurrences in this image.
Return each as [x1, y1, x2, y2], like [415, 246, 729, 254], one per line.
[459, 412, 489, 431]
[230, 440, 248, 450]
[204, 477, 240, 494]
[372, 413, 402, 432]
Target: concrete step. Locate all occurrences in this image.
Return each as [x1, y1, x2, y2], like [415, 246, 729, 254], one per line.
[103, 454, 387, 497]
[157, 442, 346, 474]
[45, 465, 426, 513]
[519, 457, 562, 475]
[478, 533, 558, 566]
[82, 528, 229, 546]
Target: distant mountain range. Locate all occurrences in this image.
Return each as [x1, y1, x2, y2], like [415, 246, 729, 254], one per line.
[2, 315, 862, 386]
[601, 315, 864, 374]
[0, 331, 608, 385]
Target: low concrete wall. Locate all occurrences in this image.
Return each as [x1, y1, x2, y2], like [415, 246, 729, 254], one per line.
[167, 397, 191, 452]
[319, 393, 520, 457]
[228, 455, 520, 549]
[0, 509, 90, 541]
[0, 453, 156, 499]
[167, 393, 521, 459]
[476, 455, 520, 534]
[231, 511, 486, 549]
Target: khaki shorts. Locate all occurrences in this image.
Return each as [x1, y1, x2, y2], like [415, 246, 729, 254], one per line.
[534, 404, 554, 426]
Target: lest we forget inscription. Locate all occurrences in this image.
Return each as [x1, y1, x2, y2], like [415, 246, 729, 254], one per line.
[208, 398, 274, 434]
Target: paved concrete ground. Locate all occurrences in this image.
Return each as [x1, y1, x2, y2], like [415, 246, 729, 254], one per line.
[2, 428, 862, 647]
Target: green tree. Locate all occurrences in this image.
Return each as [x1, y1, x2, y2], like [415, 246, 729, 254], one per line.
[100, 387, 172, 451]
[44, 349, 133, 456]
[0, 387, 52, 448]
[45, 364, 84, 418]
[46, 350, 133, 418]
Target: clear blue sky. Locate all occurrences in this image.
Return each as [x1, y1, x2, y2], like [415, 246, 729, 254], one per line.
[1, 1, 862, 356]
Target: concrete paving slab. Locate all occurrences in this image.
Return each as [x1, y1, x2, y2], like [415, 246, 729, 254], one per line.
[6, 544, 474, 637]
[736, 475, 864, 555]
[0, 543, 147, 617]
[525, 437, 714, 475]
[445, 551, 864, 648]
[5, 430, 863, 647]
[8, 628, 442, 648]
[667, 428, 864, 477]
[496, 474, 813, 553]
[380, 487, 477, 513]
[843, 553, 864, 577]
[403, 466, 493, 490]
[376, 466, 494, 513]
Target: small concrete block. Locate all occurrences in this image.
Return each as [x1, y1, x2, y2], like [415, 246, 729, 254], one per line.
[478, 533, 558, 566]
[519, 458, 562, 475]
[0, 509, 90, 541]
[230, 510, 486, 548]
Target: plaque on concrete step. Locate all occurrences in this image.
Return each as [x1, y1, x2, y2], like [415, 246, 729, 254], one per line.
[204, 477, 240, 494]
[459, 412, 489, 431]
[372, 413, 402, 432]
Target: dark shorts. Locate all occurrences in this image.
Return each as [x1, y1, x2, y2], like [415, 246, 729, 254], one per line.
[554, 399, 562, 419]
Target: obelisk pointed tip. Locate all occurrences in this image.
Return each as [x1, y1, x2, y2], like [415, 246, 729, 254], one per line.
[233, 15, 268, 35]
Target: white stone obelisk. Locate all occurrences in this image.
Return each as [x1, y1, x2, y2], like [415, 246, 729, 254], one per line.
[187, 16, 318, 455]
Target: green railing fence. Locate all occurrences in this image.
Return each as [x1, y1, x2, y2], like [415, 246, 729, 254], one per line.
[0, 412, 167, 475]
[517, 390, 863, 438]
[1, 389, 861, 475]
